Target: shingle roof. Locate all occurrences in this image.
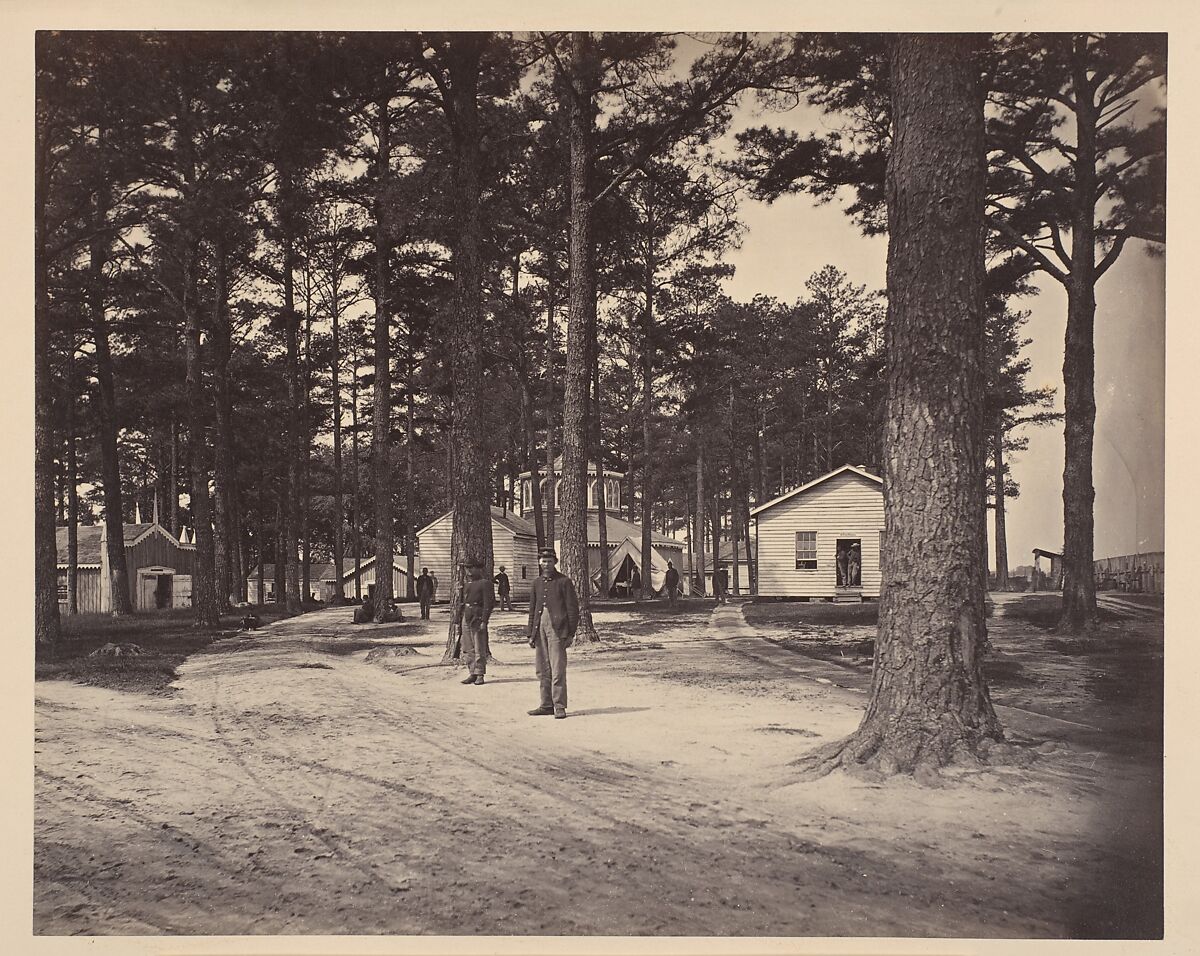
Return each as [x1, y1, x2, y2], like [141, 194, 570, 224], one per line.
[55, 522, 167, 567]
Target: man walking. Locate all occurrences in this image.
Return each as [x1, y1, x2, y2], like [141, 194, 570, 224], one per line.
[664, 560, 680, 608]
[416, 567, 435, 620]
[494, 564, 513, 612]
[460, 560, 494, 686]
[527, 548, 579, 719]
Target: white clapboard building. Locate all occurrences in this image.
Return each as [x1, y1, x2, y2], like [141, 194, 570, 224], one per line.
[750, 464, 884, 601]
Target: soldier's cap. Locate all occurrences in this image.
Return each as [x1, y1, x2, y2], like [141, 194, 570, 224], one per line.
[537, 548, 558, 562]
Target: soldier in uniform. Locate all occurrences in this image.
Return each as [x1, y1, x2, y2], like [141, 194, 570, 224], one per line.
[459, 560, 495, 685]
[494, 564, 513, 612]
[526, 548, 579, 719]
[416, 567, 435, 619]
[664, 560, 680, 608]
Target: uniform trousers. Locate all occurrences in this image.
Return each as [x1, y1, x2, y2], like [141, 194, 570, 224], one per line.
[534, 606, 568, 710]
[462, 606, 489, 676]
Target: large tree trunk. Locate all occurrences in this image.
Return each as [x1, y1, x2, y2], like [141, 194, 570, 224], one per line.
[280, 168, 303, 615]
[543, 303, 557, 545]
[331, 306, 345, 604]
[89, 184, 133, 616]
[351, 350, 363, 601]
[593, 309, 610, 597]
[694, 444, 706, 596]
[65, 331, 79, 616]
[372, 94, 395, 622]
[559, 31, 601, 643]
[405, 347, 416, 599]
[210, 240, 239, 609]
[183, 243, 221, 628]
[34, 142, 59, 648]
[1059, 46, 1100, 631]
[992, 421, 1010, 590]
[301, 271, 314, 605]
[169, 416, 179, 537]
[522, 380, 546, 549]
[441, 37, 496, 660]
[805, 34, 1002, 778]
[639, 219, 655, 602]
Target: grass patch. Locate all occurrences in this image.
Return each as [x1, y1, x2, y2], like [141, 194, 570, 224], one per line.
[1000, 594, 1121, 629]
[37, 605, 298, 695]
[744, 600, 879, 627]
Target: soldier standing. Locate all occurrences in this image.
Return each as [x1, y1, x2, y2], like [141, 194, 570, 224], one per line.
[460, 560, 494, 685]
[416, 567, 435, 619]
[494, 565, 513, 612]
[664, 560, 680, 608]
[527, 548, 579, 719]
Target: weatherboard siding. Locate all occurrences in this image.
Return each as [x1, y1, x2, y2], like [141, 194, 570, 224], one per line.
[416, 513, 537, 602]
[755, 471, 884, 598]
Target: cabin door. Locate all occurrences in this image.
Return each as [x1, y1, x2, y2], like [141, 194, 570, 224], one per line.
[836, 539, 862, 589]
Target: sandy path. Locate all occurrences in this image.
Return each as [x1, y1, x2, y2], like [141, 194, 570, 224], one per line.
[34, 603, 1161, 937]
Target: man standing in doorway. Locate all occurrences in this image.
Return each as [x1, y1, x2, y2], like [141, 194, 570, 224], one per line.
[494, 564, 513, 612]
[664, 560, 680, 608]
[527, 548, 578, 719]
[460, 560, 494, 685]
[416, 567, 434, 620]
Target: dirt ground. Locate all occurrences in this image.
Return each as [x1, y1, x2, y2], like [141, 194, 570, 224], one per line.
[34, 595, 1163, 939]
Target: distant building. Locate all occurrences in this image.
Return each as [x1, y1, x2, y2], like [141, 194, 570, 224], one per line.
[1030, 549, 1064, 591]
[514, 458, 685, 596]
[245, 563, 335, 604]
[417, 507, 538, 602]
[56, 522, 196, 614]
[750, 464, 884, 601]
[323, 554, 410, 604]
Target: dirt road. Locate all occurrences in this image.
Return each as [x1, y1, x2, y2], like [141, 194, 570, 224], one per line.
[35, 602, 1161, 937]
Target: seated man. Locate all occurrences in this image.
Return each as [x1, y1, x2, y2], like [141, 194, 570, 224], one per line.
[353, 598, 375, 624]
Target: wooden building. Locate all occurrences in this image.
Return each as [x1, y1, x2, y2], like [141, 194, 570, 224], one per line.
[513, 460, 685, 597]
[56, 522, 197, 614]
[417, 507, 538, 602]
[1094, 551, 1165, 594]
[750, 464, 884, 601]
[1030, 548, 1064, 591]
[245, 563, 339, 604]
[321, 555, 411, 604]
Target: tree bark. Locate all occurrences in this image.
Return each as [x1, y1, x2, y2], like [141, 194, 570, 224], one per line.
[89, 177, 133, 616]
[1059, 42, 1100, 631]
[35, 128, 60, 648]
[522, 380, 546, 549]
[694, 444, 706, 595]
[441, 37, 496, 659]
[65, 329, 79, 616]
[405, 344, 417, 599]
[169, 415, 179, 537]
[330, 294, 345, 604]
[280, 165, 303, 615]
[639, 195, 656, 602]
[210, 239, 239, 609]
[543, 303, 557, 545]
[183, 242, 221, 627]
[593, 302, 610, 597]
[301, 262, 314, 605]
[803, 34, 1002, 778]
[559, 31, 602, 643]
[372, 94, 395, 621]
[351, 342, 363, 601]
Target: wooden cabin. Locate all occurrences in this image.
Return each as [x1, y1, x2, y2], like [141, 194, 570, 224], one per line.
[417, 507, 538, 602]
[750, 464, 884, 601]
[682, 538, 753, 597]
[1094, 551, 1165, 594]
[1030, 548, 1064, 591]
[56, 522, 197, 614]
[245, 563, 342, 604]
[324, 554, 411, 604]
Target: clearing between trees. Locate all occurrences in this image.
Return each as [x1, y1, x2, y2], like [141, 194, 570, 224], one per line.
[35, 597, 1161, 938]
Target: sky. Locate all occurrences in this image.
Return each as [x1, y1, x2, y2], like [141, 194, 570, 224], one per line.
[717, 93, 1166, 572]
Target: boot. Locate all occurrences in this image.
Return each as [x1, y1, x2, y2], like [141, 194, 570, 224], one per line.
[461, 674, 479, 684]
[527, 705, 555, 716]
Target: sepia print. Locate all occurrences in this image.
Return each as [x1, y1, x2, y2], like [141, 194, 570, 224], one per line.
[28, 22, 1169, 949]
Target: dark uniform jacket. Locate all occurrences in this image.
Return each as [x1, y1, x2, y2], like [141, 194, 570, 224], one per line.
[665, 567, 680, 591]
[493, 571, 511, 596]
[462, 577, 495, 619]
[527, 570, 579, 642]
[416, 574, 435, 600]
